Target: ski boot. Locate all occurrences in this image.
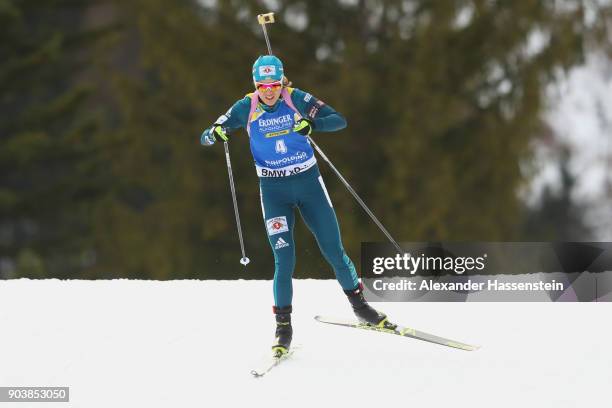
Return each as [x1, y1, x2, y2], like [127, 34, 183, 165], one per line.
[272, 305, 292, 357]
[344, 284, 396, 329]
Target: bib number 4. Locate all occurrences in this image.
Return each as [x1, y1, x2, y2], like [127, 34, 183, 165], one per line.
[275, 139, 287, 154]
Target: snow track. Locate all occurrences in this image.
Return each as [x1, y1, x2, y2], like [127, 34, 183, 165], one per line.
[0, 279, 609, 407]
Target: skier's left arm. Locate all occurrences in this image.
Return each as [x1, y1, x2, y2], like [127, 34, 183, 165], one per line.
[290, 88, 347, 134]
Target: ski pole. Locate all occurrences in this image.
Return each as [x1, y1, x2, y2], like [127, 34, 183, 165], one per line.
[257, 12, 275, 55]
[224, 140, 250, 266]
[306, 136, 405, 255]
[221, 12, 274, 267]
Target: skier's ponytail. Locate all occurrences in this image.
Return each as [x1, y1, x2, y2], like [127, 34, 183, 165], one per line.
[282, 76, 292, 87]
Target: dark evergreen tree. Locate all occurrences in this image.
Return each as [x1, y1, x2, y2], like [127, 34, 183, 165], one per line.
[0, 0, 115, 278]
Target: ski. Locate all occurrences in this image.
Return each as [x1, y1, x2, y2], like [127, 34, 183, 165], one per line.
[250, 348, 295, 378]
[314, 315, 479, 351]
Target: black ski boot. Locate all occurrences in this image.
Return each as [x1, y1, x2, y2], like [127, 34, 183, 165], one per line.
[344, 284, 396, 329]
[272, 305, 292, 356]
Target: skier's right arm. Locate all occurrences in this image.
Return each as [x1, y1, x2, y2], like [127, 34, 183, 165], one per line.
[200, 97, 251, 146]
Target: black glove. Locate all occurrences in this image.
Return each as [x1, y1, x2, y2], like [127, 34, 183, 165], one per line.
[211, 125, 228, 141]
[201, 125, 228, 145]
[293, 118, 313, 136]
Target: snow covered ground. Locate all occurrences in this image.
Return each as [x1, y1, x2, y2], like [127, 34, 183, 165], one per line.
[1, 279, 610, 407]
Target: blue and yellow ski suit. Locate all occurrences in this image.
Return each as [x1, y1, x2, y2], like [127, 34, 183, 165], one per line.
[202, 88, 359, 307]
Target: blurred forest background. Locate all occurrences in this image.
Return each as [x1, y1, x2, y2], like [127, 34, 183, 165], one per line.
[1, 0, 611, 279]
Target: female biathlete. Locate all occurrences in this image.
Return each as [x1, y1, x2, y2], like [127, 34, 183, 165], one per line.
[201, 55, 388, 355]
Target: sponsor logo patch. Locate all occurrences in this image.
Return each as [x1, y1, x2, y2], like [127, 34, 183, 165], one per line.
[274, 237, 290, 249]
[215, 108, 233, 125]
[308, 105, 320, 119]
[304, 93, 313, 102]
[266, 216, 289, 235]
[258, 114, 292, 129]
[265, 129, 291, 138]
[259, 65, 277, 77]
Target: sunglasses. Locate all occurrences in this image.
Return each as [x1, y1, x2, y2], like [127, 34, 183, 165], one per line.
[256, 81, 283, 92]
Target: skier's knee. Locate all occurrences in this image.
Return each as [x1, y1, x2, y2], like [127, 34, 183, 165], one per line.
[274, 260, 295, 282]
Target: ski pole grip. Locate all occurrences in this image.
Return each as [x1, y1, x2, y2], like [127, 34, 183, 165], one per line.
[257, 13, 275, 25]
